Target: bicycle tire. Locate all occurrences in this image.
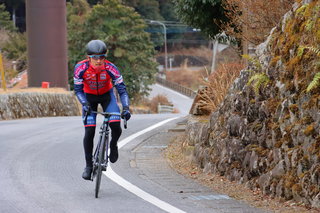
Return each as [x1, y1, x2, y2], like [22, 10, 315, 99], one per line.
[95, 132, 107, 198]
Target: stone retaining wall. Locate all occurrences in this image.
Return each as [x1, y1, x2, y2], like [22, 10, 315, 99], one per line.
[182, 1, 320, 208]
[0, 92, 81, 120]
[0, 91, 153, 121]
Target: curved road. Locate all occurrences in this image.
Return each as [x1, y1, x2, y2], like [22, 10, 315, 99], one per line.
[0, 84, 268, 213]
[148, 83, 193, 115]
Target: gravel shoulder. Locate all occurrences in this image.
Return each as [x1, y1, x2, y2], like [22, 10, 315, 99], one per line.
[164, 132, 320, 213]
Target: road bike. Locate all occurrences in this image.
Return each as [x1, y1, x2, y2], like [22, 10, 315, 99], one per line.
[84, 111, 127, 198]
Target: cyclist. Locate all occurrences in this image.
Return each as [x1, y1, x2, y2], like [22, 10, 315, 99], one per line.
[73, 39, 131, 180]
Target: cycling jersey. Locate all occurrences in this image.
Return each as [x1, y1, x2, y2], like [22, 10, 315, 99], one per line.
[83, 89, 121, 127]
[73, 59, 129, 109]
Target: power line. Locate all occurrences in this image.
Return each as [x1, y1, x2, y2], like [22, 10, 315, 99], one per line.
[143, 19, 184, 24]
[147, 23, 189, 27]
[144, 19, 192, 27]
[157, 24, 190, 27]
[146, 26, 200, 33]
[144, 20, 207, 44]
[146, 30, 200, 33]
[151, 39, 209, 44]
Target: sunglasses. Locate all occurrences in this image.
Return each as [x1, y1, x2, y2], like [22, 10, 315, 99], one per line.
[88, 54, 106, 60]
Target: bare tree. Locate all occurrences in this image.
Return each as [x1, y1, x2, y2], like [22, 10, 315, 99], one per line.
[217, 0, 295, 45]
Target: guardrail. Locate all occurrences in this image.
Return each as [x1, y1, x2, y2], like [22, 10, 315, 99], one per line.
[156, 76, 197, 98]
[157, 103, 174, 114]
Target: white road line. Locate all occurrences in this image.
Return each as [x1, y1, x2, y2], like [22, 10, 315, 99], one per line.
[117, 117, 179, 149]
[105, 117, 187, 213]
[106, 167, 186, 213]
[155, 83, 192, 99]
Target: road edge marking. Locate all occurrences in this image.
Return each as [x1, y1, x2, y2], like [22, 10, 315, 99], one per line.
[105, 117, 187, 213]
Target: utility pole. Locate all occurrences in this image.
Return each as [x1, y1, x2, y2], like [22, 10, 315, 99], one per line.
[12, 7, 16, 27]
[212, 38, 218, 74]
[211, 32, 226, 75]
[150, 20, 167, 71]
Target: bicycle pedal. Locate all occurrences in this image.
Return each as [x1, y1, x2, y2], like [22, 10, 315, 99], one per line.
[92, 167, 97, 178]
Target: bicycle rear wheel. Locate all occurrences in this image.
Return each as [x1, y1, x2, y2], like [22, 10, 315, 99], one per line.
[95, 132, 107, 198]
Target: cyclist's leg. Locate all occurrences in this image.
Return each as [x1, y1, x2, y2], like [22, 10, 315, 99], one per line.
[82, 102, 98, 168]
[103, 88, 122, 146]
[102, 88, 122, 163]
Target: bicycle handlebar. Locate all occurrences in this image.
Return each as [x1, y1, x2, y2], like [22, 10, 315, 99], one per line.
[84, 111, 127, 129]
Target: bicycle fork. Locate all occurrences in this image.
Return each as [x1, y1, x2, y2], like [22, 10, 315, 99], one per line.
[91, 135, 103, 181]
[102, 130, 109, 169]
[91, 126, 109, 181]
[101, 119, 110, 169]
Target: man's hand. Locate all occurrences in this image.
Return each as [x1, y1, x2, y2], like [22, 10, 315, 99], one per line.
[121, 106, 131, 121]
[82, 102, 92, 115]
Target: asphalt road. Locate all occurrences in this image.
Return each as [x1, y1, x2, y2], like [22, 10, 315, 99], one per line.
[0, 84, 268, 213]
[148, 83, 193, 115]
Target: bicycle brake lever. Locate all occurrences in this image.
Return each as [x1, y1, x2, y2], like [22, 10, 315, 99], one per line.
[124, 118, 127, 129]
[84, 112, 88, 125]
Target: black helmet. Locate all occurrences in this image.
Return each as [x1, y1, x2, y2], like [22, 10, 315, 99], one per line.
[86, 40, 107, 55]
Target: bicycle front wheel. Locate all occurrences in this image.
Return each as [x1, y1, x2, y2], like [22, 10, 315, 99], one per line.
[95, 132, 107, 198]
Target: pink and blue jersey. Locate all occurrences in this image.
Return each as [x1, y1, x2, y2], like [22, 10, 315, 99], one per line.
[73, 59, 129, 126]
[73, 59, 129, 109]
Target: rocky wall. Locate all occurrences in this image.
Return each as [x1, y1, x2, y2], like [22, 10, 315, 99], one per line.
[183, 0, 320, 208]
[0, 92, 81, 120]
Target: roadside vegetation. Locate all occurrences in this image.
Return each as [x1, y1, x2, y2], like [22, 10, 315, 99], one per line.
[0, 0, 207, 102]
[67, 0, 159, 100]
[0, 3, 24, 88]
[166, 67, 207, 91]
[197, 61, 245, 114]
[135, 93, 179, 113]
[0, 0, 297, 116]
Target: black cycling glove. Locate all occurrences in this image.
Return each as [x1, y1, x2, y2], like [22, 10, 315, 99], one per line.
[82, 102, 92, 114]
[121, 106, 131, 121]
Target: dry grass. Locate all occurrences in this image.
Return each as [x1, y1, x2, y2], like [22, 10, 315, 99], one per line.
[142, 93, 172, 113]
[132, 93, 179, 113]
[160, 46, 212, 91]
[166, 67, 207, 90]
[0, 87, 70, 94]
[196, 61, 245, 114]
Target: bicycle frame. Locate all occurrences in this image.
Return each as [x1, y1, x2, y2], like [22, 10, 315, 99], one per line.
[84, 110, 127, 198]
[91, 115, 111, 181]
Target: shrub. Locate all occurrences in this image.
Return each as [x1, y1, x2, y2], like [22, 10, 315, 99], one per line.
[197, 61, 245, 113]
[148, 94, 171, 113]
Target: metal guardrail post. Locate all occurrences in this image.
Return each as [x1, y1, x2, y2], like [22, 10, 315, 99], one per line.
[157, 104, 174, 113]
[156, 75, 197, 99]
